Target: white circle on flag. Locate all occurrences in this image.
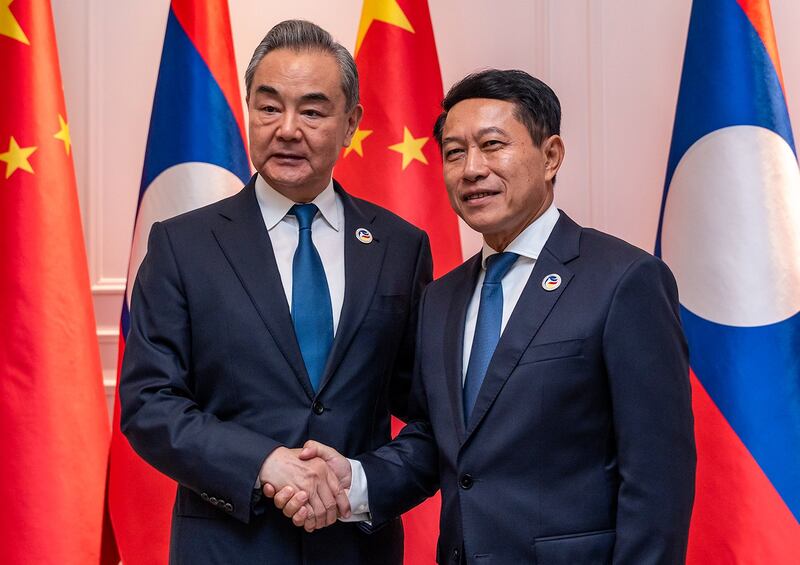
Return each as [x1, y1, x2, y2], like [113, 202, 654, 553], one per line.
[661, 125, 800, 327]
[126, 162, 245, 306]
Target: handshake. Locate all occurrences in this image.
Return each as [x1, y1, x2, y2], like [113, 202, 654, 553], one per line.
[258, 441, 352, 532]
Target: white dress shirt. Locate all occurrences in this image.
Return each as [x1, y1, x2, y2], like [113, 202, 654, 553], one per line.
[254, 174, 345, 333]
[346, 201, 561, 518]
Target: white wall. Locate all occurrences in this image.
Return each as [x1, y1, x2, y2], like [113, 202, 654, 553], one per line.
[50, 0, 800, 403]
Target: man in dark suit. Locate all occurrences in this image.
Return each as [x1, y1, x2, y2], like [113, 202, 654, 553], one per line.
[119, 20, 431, 565]
[278, 69, 696, 564]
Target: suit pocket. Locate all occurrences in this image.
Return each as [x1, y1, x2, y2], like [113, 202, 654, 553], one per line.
[517, 338, 584, 366]
[533, 529, 615, 565]
[369, 293, 409, 313]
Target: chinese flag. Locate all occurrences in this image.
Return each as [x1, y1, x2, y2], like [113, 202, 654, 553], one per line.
[335, 0, 462, 278]
[334, 1, 458, 563]
[0, 1, 113, 564]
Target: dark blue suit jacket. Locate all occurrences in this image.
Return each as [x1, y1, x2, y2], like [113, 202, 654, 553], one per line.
[359, 212, 696, 565]
[120, 176, 432, 565]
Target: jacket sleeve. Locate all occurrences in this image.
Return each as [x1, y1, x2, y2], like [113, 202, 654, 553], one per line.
[603, 254, 696, 564]
[119, 221, 279, 524]
[357, 282, 440, 527]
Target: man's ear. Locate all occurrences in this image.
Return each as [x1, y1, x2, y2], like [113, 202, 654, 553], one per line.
[343, 104, 364, 147]
[543, 134, 565, 182]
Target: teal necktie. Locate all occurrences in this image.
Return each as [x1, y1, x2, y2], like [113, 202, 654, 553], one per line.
[289, 204, 333, 391]
[463, 252, 519, 424]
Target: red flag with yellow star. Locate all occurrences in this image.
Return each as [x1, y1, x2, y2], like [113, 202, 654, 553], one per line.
[333, 1, 456, 563]
[0, 1, 114, 563]
[335, 0, 462, 278]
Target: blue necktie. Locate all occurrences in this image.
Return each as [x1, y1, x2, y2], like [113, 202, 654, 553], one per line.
[463, 252, 519, 424]
[289, 204, 333, 391]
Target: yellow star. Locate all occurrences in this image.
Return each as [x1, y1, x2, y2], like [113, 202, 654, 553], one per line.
[0, 0, 29, 45]
[54, 114, 71, 155]
[0, 136, 36, 179]
[355, 0, 414, 56]
[344, 127, 373, 158]
[388, 126, 429, 170]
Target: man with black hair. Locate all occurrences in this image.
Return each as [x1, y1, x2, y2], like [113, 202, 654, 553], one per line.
[273, 69, 696, 565]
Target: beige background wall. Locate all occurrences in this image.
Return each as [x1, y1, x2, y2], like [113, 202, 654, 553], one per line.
[49, 0, 800, 405]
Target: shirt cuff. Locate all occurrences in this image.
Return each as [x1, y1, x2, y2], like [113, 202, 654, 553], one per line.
[338, 458, 371, 522]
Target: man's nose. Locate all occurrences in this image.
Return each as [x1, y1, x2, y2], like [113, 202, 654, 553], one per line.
[463, 148, 489, 181]
[276, 111, 302, 141]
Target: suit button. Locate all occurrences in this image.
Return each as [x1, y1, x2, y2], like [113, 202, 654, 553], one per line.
[312, 400, 325, 415]
[200, 492, 209, 501]
[459, 474, 473, 490]
[225, 503, 233, 512]
[452, 548, 460, 562]
[218, 499, 226, 506]
[209, 497, 218, 505]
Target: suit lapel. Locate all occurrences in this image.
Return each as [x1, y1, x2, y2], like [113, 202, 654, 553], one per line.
[444, 254, 482, 444]
[464, 211, 581, 442]
[317, 183, 385, 392]
[211, 177, 314, 398]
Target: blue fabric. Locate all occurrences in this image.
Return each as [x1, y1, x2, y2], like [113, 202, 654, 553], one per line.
[139, 9, 250, 199]
[681, 307, 800, 520]
[654, 0, 793, 257]
[290, 204, 333, 391]
[463, 252, 519, 424]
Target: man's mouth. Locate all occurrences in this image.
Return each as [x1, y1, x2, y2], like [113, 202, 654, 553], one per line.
[271, 153, 305, 161]
[462, 191, 499, 202]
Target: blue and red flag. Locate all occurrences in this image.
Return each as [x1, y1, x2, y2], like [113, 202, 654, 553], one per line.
[657, 0, 800, 561]
[106, 1, 249, 562]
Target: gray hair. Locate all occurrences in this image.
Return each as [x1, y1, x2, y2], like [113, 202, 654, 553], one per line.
[245, 19, 359, 112]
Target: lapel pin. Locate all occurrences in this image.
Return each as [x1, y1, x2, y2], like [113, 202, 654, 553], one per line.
[542, 273, 562, 291]
[355, 227, 373, 244]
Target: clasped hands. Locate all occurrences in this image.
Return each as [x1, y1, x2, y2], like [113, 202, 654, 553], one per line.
[259, 442, 350, 532]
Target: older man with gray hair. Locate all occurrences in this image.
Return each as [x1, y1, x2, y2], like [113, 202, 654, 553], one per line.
[119, 19, 432, 565]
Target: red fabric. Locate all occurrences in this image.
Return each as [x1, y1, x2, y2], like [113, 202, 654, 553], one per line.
[335, 0, 463, 279]
[0, 1, 112, 563]
[108, 329, 175, 565]
[335, 2, 457, 561]
[390, 416, 441, 565]
[687, 369, 800, 563]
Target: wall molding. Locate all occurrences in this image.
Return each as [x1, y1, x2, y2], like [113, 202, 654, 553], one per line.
[587, 0, 607, 231]
[532, 0, 550, 79]
[93, 279, 126, 294]
[86, 0, 106, 288]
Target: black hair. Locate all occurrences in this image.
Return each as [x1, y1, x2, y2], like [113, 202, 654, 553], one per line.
[433, 69, 561, 148]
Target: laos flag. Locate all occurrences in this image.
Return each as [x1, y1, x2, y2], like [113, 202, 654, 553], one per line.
[656, 0, 800, 562]
[106, 1, 250, 563]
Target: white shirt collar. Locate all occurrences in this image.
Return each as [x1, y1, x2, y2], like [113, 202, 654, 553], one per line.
[480, 201, 560, 268]
[254, 174, 340, 231]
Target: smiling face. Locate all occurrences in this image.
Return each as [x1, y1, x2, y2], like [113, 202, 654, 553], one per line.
[440, 98, 564, 251]
[247, 48, 362, 202]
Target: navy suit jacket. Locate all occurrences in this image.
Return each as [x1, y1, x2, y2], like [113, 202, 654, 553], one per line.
[120, 176, 432, 565]
[359, 212, 696, 565]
